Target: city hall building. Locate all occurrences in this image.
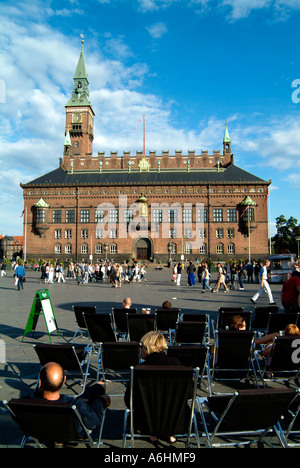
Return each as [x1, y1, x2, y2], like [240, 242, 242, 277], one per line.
[21, 45, 271, 264]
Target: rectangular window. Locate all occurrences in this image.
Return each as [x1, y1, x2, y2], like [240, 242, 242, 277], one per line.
[110, 244, 117, 254]
[168, 209, 178, 223]
[65, 244, 72, 254]
[183, 209, 192, 223]
[95, 209, 105, 223]
[109, 209, 118, 223]
[124, 209, 134, 223]
[66, 210, 75, 223]
[80, 210, 90, 223]
[153, 209, 163, 224]
[96, 229, 103, 239]
[65, 229, 72, 239]
[81, 229, 88, 239]
[216, 228, 224, 239]
[55, 230, 62, 239]
[227, 209, 237, 223]
[227, 228, 235, 239]
[95, 244, 103, 254]
[35, 209, 45, 223]
[197, 208, 207, 223]
[53, 210, 62, 223]
[213, 209, 223, 222]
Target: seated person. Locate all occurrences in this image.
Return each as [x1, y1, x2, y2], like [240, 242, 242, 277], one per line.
[124, 331, 183, 443]
[161, 301, 172, 309]
[255, 324, 300, 359]
[227, 315, 247, 331]
[123, 297, 133, 309]
[30, 362, 110, 438]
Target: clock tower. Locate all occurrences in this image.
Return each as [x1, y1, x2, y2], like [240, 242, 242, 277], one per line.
[63, 39, 95, 169]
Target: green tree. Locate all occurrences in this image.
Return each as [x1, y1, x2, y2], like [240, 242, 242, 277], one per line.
[272, 215, 299, 253]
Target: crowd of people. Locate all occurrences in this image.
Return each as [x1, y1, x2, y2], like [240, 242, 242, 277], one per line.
[40, 261, 148, 287]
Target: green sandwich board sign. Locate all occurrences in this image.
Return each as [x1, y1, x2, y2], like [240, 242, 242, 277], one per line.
[22, 289, 60, 342]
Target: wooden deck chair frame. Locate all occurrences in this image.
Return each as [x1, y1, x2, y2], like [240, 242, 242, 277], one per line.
[123, 365, 200, 449]
[198, 388, 299, 448]
[33, 343, 92, 392]
[3, 398, 106, 448]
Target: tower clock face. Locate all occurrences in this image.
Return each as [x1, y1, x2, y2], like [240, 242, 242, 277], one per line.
[72, 113, 82, 123]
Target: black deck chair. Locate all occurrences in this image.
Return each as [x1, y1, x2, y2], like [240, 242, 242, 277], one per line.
[112, 308, 137, 339]
[3, 398, 106, 448]
[259, 336, 300, 385]
[155, 308, 180, 333]
[281, 393, 300, 447]
[266, 312, 300, 335]
[167, 345, 211, 394]
[173, 321, 207, 345]
[123, 365, 200, 448]
[217, 310, 252, 331]
[98, 342, 142, 388]
[126, 313, 157, 342]
[252, 305, 279, 332]
[33, 343, 92, 392]
[199, 388, 299, 448]
[212, 330, 259, 388]
[72, 305, 97, 342]
[83, 313, 117, 378]
[212, 307, 244, 334]
[182, 313, 210, 339]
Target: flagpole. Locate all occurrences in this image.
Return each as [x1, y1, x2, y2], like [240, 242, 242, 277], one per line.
[24, 207, 27, 263]
[143, 114, 145, 158]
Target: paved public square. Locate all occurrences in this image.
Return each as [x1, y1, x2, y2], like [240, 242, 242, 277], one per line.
[0, 266, 290, 449]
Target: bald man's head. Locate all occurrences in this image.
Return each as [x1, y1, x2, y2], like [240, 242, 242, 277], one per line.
[39, 362, 65, 393]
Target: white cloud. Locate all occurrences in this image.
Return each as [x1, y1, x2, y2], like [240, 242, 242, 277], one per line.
[146, 22, 168, 39]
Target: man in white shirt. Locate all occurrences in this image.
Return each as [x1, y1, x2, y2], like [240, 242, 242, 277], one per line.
[251, 259, 275, 305]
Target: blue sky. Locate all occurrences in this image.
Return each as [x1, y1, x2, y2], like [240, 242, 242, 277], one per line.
[1, 0, 300, 237]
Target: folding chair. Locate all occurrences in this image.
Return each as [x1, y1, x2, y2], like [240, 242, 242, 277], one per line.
[259, 336, 300, 385]
[83, 313, 117, 346]
[281, 393, 300, 447]
[172, 321, 207, 345]
[199, 388, 299, 448]
[83, 313, 117, 379]
[251, 305, 279, 332]
[216, 310, 252, 331]
[123, 365, 200, 448]
[181, 313, 210, 338]
[155, 308, 180, 334]
[112, 308, 137, 339]
[211, 330, 259, 389]
[167, 345, 211, 394]
[3, 398, 106, 448]
[72, 305, 96, 342]
[98, 342, 142, 389]
[266, 312, 300, 335]
[33, 343, 92, 392]
[126, 313, 157, 342]
[212, 307, 244, 334]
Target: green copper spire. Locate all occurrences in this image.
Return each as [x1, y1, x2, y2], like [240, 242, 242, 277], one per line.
[65, 38, 91, 107]
[224, 121, 231, 143]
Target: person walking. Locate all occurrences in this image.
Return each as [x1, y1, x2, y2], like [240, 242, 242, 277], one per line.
[251, 259, 276, 305]
[187, 261, 196, 286]
[202, 263, 212, 293]
[14, 261, 26, 291]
